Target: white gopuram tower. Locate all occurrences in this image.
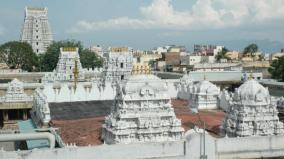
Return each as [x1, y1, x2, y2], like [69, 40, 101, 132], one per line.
[222, 78, 284, 137]
[55, 47, 84, 81]
[102, 64, 184, 144]
[103, 47, 133, 82]
[20, 7, 53, 55]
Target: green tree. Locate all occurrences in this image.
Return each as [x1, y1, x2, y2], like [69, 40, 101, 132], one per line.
[80, 48, 103, 68]
[268, 56, 284, 82]
[40, 40, 83, 71]
[41, 40, 102, 71]
[0, 41, 38, 71]
[243, 43, 258, 58]
[215, 47, 229, 62]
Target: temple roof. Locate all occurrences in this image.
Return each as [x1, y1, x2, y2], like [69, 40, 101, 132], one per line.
[193, 80, 219, 95]
[234, 79, 270, 105]
[122, 74, 167, 94]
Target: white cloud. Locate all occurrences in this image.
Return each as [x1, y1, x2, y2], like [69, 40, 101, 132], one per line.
[68, 0, 284, 33]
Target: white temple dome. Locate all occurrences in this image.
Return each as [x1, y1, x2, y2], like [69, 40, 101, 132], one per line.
[234, 79, 269, 105]
[193, 80, 219, 95]
[122, 74, 167, 94]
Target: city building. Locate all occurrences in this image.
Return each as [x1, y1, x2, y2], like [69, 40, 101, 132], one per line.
[193, 63, 242, 72]
[225, 51, 240, 60]
[152, 46, 168, 54]
[242, 61, 270, 78]
[103, 47, 133, 81]
[270, 52, 284, 61]
[193, 44, 223, 56]
[102, 64, 184, 144]
[20, 7, 53, 55]
[164, 52, 181, 72]
[222, 78, 284, 137]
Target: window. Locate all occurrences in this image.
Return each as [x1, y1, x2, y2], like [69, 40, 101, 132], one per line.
[121, 75, 124, 80]
[36, 42, 38, 45]
[36, 49, 39, 53]
[120, 63, 124, 68]
[36, 35, 38, 39]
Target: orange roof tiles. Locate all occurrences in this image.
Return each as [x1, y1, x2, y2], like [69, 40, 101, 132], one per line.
[52, 99, 225, 146]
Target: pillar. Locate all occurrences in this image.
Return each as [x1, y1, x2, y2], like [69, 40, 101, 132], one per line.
[23, 109, 28, 120]
[3, 110, 8, 121]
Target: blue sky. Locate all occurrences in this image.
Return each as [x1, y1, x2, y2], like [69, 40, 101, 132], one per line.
[0, 0, 284, 52]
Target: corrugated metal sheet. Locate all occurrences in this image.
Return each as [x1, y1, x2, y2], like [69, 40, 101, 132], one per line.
[18, 120, 49, 149]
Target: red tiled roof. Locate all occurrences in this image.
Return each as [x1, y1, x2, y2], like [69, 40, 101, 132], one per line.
[52, 99, 225, 146]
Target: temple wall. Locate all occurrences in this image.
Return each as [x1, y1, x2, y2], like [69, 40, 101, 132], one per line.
[0, 83, 43, 96]
[42, 80, 180, 103]
[3, 132, 284, 159]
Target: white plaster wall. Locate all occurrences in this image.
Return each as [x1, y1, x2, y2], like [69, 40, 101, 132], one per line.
[42, 80, 179, 103]
[189, 71, 242, 82]
[1, 141, 185, 159]
[216, 135, 284, 159]
[3, 133, 284, 159]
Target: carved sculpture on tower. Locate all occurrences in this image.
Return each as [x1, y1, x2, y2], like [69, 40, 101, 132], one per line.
[43, 47, 84, 82]
[102, 47, 133, 82]
[189, 78, 220, 110]
[177, 74, 193, 100]
[222, 78, 284, 137]
[2, 78, 32, 102]
[20, 7, 53, 55]
[102, 64, 184, 144]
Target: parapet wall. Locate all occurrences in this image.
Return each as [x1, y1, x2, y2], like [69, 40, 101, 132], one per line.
[42, 79, 180, 103]
[3, 132, 284, 159]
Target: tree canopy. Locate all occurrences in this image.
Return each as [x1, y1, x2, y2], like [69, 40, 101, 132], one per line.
[0, 41, 38, 71]
[80, 48, 103, 69]
[40, 40, 102, 71]
[215, 47, 229, 62]
[243, 43, 258, 57]
[268, 56, 284, 82]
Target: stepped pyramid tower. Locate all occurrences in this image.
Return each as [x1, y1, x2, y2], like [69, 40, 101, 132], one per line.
[222, 78, 284, 137]
[20, 7, 53, 55]
[102, 64, 184, 144]
[103, 47, 133, 82]
[54, 47, 84, 81]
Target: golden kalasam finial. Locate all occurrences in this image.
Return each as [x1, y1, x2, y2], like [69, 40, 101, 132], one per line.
[131, 63, 152, 75]
[131, 64, 137, 75]
[73, 57, 79, 92]
[145, 65, 151, 74]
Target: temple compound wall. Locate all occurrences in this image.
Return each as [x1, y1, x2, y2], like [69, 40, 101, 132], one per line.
[4, 131, 284, 159]
[40, 79, 180, 103]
